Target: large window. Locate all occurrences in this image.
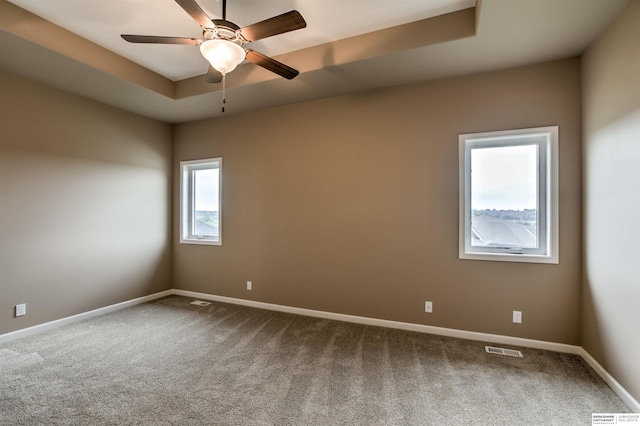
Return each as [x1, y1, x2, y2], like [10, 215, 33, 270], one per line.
[180, 158, 222, 245]
[459, 127, 558, 263]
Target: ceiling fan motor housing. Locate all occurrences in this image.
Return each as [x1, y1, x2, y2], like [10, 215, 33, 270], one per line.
[205, 20, 245, 43]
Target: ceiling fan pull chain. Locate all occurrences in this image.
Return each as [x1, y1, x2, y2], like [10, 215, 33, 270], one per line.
[222, 72, 226, 113]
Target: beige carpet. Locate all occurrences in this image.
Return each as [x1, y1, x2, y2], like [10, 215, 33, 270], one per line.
[0, 295, 629, 425]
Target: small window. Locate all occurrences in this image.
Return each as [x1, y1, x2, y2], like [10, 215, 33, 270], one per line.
[180, 158, 221, 245]
[459, 127, 558, 263]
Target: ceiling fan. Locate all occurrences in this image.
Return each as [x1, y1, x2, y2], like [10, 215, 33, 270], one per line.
[121, 0, 307, 85]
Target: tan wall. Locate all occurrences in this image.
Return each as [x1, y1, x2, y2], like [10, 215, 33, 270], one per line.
[0, 71, 172, 335]
[173, 58, 583, 344]
[581, 1, 640, 404]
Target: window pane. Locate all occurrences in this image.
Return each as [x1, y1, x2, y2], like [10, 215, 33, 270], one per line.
[470, 144, 537, 249]
[193, 168, 219, 237]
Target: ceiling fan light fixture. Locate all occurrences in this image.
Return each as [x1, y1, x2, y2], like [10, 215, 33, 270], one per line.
[200, 39, 246, 74]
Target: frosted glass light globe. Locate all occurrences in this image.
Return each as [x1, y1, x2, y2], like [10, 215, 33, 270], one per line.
[200, 40, 246, 74]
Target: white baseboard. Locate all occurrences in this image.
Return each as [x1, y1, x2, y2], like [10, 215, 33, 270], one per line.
[0, 290, 173, 344]
[580, 348, 640, 413]
[172, 289, 581, 354]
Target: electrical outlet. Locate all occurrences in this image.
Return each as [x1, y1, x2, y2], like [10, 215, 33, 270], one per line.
[247, 281, 252, 291]
[424, 301, 433, 313]
[15, 304, 26, 317]
[513, 310, 522, 324]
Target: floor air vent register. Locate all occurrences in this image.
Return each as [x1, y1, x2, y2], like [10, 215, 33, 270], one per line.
[485, 346, 523, 357]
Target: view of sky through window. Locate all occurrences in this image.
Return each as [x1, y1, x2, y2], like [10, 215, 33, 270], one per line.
[471, 144, 537, 211]
[194, 168, 219, 212]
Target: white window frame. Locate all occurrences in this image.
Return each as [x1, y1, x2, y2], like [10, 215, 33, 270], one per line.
[180, 157, 222, 246]
[459, 126, 558, 264]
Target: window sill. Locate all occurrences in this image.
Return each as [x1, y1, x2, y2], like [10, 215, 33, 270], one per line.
[180, 238, 221, 246]
[459, 251, 558, 264]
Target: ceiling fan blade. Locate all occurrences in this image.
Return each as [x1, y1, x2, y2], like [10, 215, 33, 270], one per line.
[174, 0, 214, 28]
[245, 49, 299, 80]
[121, 35, 200, 45]
[205, 66, 223, 83]
[240, 10, 306, 42]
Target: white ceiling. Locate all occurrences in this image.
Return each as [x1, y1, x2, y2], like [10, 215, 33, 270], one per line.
[6, 0, 474, 81]
[0, 0, 631, 123]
